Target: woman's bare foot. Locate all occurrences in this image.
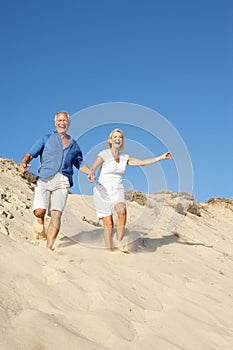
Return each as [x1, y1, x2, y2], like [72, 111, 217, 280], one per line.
[118, 229, 129, 253]
[119, 246, 129, 254]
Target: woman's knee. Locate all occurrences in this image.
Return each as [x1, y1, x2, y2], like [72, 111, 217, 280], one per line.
[102, 216, 113, 229]
[119, 208, 126, 216]
[116, 204, 126, 216]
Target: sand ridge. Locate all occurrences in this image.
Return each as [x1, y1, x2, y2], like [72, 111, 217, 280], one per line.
[0, 158, 233, 349]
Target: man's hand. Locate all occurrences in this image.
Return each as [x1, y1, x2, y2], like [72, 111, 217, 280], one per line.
[19, 154, 32, 173]
[88, 171, 96, 183]
[19, 162, 31, 173]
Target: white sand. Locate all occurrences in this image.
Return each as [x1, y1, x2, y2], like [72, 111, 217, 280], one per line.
[0, 158, 233, 350]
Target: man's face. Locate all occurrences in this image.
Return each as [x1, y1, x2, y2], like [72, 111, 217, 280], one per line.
[55, 112, 70, 134]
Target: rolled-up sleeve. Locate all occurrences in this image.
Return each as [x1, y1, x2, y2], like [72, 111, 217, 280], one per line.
[28, 135, 49, 158]
[73, 147, 83, 169]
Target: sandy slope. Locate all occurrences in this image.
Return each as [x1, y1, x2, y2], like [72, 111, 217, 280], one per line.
[0, 158, 233, 350]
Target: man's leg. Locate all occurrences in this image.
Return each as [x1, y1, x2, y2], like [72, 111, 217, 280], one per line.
[32, 180, 48, 240]
[34, 208, 46, 224]
[46, 210, 62, 249]
[47, 180, 69, 249]
[33, 208, 47, 240]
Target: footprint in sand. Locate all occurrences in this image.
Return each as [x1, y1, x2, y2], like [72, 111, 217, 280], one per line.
[42, 266, 67, 285]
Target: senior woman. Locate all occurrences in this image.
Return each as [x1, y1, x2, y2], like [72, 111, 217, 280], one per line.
[88, 129, 172, 252]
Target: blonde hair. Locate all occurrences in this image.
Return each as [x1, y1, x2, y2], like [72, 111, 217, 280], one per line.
[107, 129, 125, 150]
[54, 110, 70, 122]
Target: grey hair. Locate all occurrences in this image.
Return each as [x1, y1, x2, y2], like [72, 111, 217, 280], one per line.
[54, 110, 70, 122]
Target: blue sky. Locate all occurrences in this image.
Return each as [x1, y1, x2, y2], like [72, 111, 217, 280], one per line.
[1, 0, 232, 202]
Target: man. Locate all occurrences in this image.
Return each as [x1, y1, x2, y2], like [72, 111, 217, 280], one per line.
[19, 111, 95, 249]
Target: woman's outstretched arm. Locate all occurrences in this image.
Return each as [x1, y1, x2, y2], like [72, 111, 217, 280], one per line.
[128, 152, 172, 166]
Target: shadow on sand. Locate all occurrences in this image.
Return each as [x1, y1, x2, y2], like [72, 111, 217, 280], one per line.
[58, 228, 213, 253]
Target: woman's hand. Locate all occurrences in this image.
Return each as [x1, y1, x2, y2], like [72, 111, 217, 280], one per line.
[87, 170, 96, 182]
[163, 152, 172, 160]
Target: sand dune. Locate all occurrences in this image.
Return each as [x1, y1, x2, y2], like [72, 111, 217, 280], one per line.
[0, 158, 233, 350]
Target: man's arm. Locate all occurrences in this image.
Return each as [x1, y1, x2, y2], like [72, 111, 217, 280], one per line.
[79, 164, 96, 182]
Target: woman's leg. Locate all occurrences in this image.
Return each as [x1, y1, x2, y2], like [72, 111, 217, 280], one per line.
[115, 202, 127, 241]
[115, 202, 129, 253]
[102, 215, 114, 251]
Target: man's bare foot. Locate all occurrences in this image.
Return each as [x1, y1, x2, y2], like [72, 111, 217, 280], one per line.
[33, 222, 46, 240]
[46, 239, 55, 250]
[46, 238, 55, 251]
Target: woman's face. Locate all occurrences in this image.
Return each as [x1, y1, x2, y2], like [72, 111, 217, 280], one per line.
[111, 131, 124, 149]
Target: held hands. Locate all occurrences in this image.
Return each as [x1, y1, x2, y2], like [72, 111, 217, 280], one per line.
[87, 170, 96, 183]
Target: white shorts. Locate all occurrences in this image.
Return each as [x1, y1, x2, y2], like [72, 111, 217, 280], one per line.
[32, 173, 70, 215]
[93, 182, 126, 219]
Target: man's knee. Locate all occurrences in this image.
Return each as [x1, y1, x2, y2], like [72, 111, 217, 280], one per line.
[50, 210, 62, 231]
[34, 208, 46, 218]
[50, 210, 62, 219]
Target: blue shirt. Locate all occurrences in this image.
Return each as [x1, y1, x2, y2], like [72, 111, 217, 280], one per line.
[28, 131, 83, 187]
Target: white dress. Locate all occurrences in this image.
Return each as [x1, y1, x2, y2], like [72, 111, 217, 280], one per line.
[93, 149, 129, 219]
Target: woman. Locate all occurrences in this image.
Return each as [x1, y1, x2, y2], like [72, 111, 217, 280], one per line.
[88, 129, 172, 252]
